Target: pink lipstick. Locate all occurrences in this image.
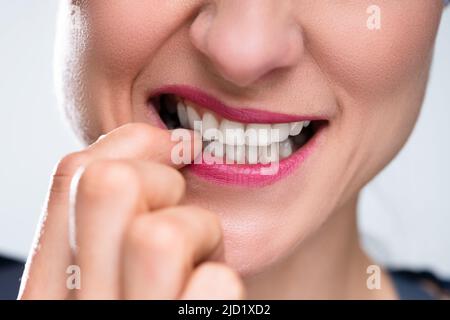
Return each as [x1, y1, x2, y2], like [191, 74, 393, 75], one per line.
[148, 85, 328, 187]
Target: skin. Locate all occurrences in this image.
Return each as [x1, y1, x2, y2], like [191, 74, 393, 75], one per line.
[20, 0, 443, 299]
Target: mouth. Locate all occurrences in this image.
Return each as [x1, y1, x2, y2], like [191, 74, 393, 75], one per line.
[148, 85, 328, 187]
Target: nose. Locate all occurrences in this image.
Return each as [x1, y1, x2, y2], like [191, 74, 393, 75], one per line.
[190, 0, 304, 87]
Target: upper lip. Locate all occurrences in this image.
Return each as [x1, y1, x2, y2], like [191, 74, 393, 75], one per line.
[149, 84, 328, 124]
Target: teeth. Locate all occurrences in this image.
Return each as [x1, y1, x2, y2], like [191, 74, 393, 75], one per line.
[259, 143, 279, 164]
[186, 103, 201, 130]
[279, 139, 294, 158]
[177, 102, 189, 129]
[204, 140, 224, 158]
[246, 145, 259, 164]
[245, 124, 271, 146]
[202, 112, 220, 141]
[289, 122, 304, 136]
[175, 104, 312, 164]
[220, 119, 245, 146]
[225, 144, 246, 164]
[271, 123, 290, 142]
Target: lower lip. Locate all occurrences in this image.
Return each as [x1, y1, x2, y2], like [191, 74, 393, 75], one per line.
[185, 127, 324, 187]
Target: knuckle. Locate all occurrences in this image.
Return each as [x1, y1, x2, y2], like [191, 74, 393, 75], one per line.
[191, 262, 245, 299]
[211, 264, 245, 299]
[127, 215, 189, 257]
[161, 165, 186, 196]
[77, 160, 139, 199]
[166, 165, 185, 185]
[228, 278, 246, 299]
[54, 151, 89, 179]
[121, 123, 162, 144]
[51, 151, 89, 194]
[121, 122, 171, 151]
[178, 205, 221, 229]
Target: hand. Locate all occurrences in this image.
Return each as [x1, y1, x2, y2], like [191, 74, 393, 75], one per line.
[19, 123, 245, 299]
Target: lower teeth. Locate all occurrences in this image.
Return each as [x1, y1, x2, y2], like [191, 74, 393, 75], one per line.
[194, 129, 310, 165]
[201, 137, 302, 165]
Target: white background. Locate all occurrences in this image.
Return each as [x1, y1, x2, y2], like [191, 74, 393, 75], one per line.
[1, 1, 449, 278]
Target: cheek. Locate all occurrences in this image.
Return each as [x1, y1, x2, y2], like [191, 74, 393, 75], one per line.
[305, 1, 442, 98]
[83, 1, 194, 79]
[298, 2, 442, 207]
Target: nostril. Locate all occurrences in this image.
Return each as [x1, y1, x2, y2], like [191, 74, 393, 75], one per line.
[189, 5, 304, 88]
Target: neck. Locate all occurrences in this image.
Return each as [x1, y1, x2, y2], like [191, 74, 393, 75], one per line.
[244, 196, 397, 299]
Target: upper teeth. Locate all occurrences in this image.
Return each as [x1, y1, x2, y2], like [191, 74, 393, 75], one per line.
[177, 101, 190, 129]
[177, 100, 310, 163]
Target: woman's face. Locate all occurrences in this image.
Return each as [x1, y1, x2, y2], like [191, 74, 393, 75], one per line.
[57, 0, 443, 275]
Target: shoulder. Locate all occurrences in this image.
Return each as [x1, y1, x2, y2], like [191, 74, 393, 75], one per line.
[389, 269, 450, 300]
[0, 255, 24, 300]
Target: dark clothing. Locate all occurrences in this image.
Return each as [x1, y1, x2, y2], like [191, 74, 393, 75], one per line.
[389, 269, 450, 299]
[0, 256, 23, 300]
